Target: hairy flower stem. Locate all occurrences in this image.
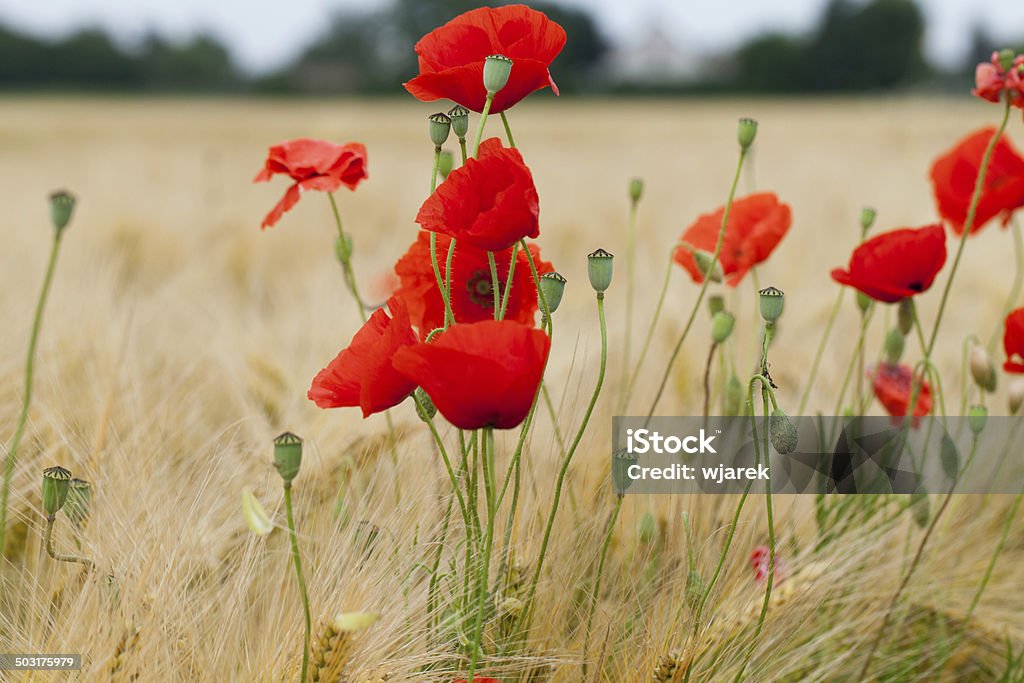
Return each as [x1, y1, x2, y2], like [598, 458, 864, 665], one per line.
[284, 482, 312, 683]
[499, 112, 516, 149]
[487, 251, 501, 319]
[472, 94, 495, 158]
[1, 230, 64, 554]
[459, 138, 468, 165]
[703, 343, 719, 429]
[581, 494, 623, 681]
[427, 147, 456, 327]
[498, 242, 518, 320]
[620, 196, 639, 401]
[43, 515, 93, 570]
[646, 147, 748, 421]
[467, 428, 497, 680]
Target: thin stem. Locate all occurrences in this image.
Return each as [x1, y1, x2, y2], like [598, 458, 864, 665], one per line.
[1, 232, 64, 553]
[472, 94, 495, 157]
[498, 242, 519, 320]
[988, 216, 1024, 351]
[620, 198, 639, 409]
[797, 288, 844, 414]
[703, 343, 719, 429]
[458, 138, 468, 165]
[833, 305, 875, 416]
[499, 111, 516, 148]
[487, 251, 501, 320]
[581, 495, 623, 680]
[647, 148, 748, 420]
[467, 428, 496, 680]
[43, 515, 93, 570]
[284, 483, 311, 683]
[327, 194, 368, 324]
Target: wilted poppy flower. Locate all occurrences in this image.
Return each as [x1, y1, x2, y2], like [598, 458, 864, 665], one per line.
[870, 363, 933, 425]
[830, 225, 947, 303]
[1003, 308, 1024, 373]
[973, 51, 1024, 108]
[930, 127, 1024, 235]
[393, 231, 553, 336]
[674, 192, 791, 287]
[393, 320, 550, 430]
[404, 5, 566, 114]
[254, 139, 367, 228]
[417, 138, 539, 251]
[750, 545, 786, 584]
[308, 297, 417, 417]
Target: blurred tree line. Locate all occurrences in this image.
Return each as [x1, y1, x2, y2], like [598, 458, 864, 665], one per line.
[0, 0, 1020, 95]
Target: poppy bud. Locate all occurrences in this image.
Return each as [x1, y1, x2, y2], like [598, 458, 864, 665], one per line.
[998, 48, 1016, 71]
[737, 118, 758, 150]
[447, 104, 470, 139]
[612, 447, 638, 494]
[428, 113, 451, 147]
[483, 54, 513, 95]
[241, 487, 273, 536]
[49, 190, 76, 233]
[856, 291, 872, 314]
[273, 432, 303, 485]
[940, 433, 960, 481]
[438, 150, 454, 179]
[724, 374, 744, 416]
[335, 233, 353, 263]
[414, 387, 437, 422]
[41, 466, 72, 518]
[708, 294, 725, 317]
[587, 248, 614, 294]
[693, 250, 723, 283]
[758, 286, 784, 323]
[897, 299, 914, 336]
[64, 478, 91, 526]
[910, 491, 929, 528]
[884, 328, 905, 364]
[860, 206, 877, 233]
[968, 404, 988, 436]
[969, 345, 997, 393]
[769, 408, 798, 454]
[711, 311, 735, 344]
[539, 271, 567, 314]
[1010, 379, 1024, 414]
[628, 178, 644, 204]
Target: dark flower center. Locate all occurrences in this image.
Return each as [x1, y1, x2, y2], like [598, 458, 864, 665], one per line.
[466, 269, 502, 309]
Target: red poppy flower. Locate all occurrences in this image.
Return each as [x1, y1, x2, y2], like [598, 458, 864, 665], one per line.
[830, 225, 947, 304]
[254, 139, 368, 229]
[393, 320, 550, 430]
[973, 51, 1024, 109]
[308, 297, 417, 417]
[393, 231, 553, 337]
[416, 138, 539, 251]
[673, 192, 791, 287]
[750, 545, 786, 584]
[930, 128, 1024, 235]
[870, 363, 933, 425]
[404, 5, 565, 114]
[1003, 308, 1024, 373]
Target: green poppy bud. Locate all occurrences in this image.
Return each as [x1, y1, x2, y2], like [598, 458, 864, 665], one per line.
[273, 432, 303, 485]
[758, 286, 784, 323]
[437, 150, 455, 179]
[769, 408, 798, 454]
[708, 294, 725, 317]
[335, 233, 353, 263]
[587, 248, 614, 294]
[884, 327, 905, 364]
[64, 478, 92, 526]
[628, 178, 644, 204]
[428, 112, 451, 147]
[856, 291, 872, 314]
[897, 299, 914, 336]
[998, 49, 1016, 71]
[910, 491, 930, 528]
[693, 250, 723, 283]
[414, 387, 437, 422]
[611, 447, 638, 494]
[1010, 379, 1024, 415]
[483, 54, 513, 95]
[49, 190, 76, 233]
[41, 466, 72, 518]
[860, 206, 877, 233]
[539, 271, 567, 314]
[447, 104, 470, 139]
[969, 345, 997, 393]
[710, 311, 735, 345]
[737, 118, 758, 150]
[723, 374, 744, 416]
[968, 404, 988, 436]
[940, 433, 960, 481]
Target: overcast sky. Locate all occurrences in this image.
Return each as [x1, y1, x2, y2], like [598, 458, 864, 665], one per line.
[1, 0, 1023, 74]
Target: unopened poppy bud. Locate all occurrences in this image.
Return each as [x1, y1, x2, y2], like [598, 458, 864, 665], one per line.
[335, 233, 353, 263]
[884, 328, 905, 364]
[628, 178, 644, 204]
[241, 487, 273, 536]
[41, 466, 72, 518]
[612, 447, 638, 494]
[724, 374, 744, 416]
[711, 311, 735, 344]
[49, 190, 76, 233]
[414, 387, 437, 422]
[273, 432, 303, 485]
[910, 491, 930, 528]
[539, 271, 567, 313]
[708, 294, 725, 317]
[737, 118, 758, 150]
[998, 49, 1016, 71]
[860, 206, 877, 233]
[483, 54, 513, 94]
[758, 286, 784, 323]
[447, 104, 470, 138]
[1010, 379, 1024, 414]
[897, 299, 914, 336]
[856, 291, 871, 314]
[587, 248, 614, 294]
[769, 408, 798, 454]
[693, 250, 723, 283]
[969, 345, 997, 393]
[437, 150, 454, 178]
[428, 113, 451, 147]
[968, 404, 988, 435]
[64, 478, 91, 526]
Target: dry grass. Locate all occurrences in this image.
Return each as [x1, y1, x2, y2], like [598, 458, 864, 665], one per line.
[0, 95, 1022, 681]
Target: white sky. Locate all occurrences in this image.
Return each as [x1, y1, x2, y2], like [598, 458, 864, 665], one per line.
[1, 0, 1022, 74]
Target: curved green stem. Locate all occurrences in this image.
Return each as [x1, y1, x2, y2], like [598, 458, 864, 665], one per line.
[620, 198, 639, 402]
[498, 242, 518, 321]
[43, 515, 93, 570]
[581, 495, 623, 680]
[284, 483, 311, 683]
[327, 194, 368, 324]
[499, 111, 516, 149]
[472, 94, 495, 157]
[466, 427, 496, 680]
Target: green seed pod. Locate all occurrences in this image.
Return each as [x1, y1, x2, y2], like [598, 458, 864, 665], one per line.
[769, 409, 798, 455]
[897, 298, 914, 336]
[884, 327, 905, 364]
[41, 466, 72, 517]
[968, 404, 988, 436]
[483, 54, 513, 94]
[273, 432, 303, 484]
[414, 387, 437, 422]
[969, 345, 997, 393]
[758, 286, 785, 323]
[538, 271, 567, 314]
[693, 250, 723, 283]
[856, 291, 872, 314]
[723, 374, 744, 416]
[438, 150, 454, 178]
[707, 294, 725, 317]
[860, 206, 877, 233]
[737, 118, 758, 150]
[335, 233, 353, 263]
[998, 48, 1016, 71]
[587, 248, 614, 294]
[628, 178, 644, 204]
[710, 311, 735, 345]
[611, 447, 638, 495]
[428, 112, 451, 147]
[49, 190, 76, 233]
[940, 433, 960, 481]
[64, 478, 92, 526]
[447, 104, 470, 139]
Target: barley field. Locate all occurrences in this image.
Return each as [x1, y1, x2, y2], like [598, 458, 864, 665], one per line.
[1, 96, 1023, 681]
